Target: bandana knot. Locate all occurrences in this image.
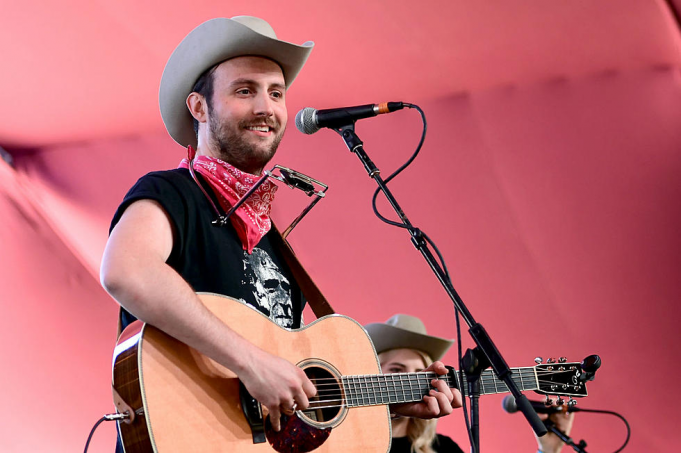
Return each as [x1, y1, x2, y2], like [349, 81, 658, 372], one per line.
[179, 147, 277, 253]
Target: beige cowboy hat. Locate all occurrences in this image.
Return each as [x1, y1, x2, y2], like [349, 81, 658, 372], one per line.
[159, 16, 314, 149]
[365, 314, 454, 362]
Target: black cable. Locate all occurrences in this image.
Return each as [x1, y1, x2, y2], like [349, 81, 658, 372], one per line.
[420, 230, 451, 281]
[84, 413, 129, 453]
[573, 408, 631, 453]
[371, 104, 427, 228]
[83, 416, 107, 453]
[365, 102, 475, 451]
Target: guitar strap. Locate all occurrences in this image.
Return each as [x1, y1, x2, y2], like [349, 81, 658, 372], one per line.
[269, 222, 336, 319]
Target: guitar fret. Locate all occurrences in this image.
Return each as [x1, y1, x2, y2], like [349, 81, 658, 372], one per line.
[343, 377, 352, 408]
[348, 376, 355, 408]
[381, 375, 389, 404]
[398, 374, 406, 403]
[420, 373, 430, 400]
[389, 374, 397, 403]
[365, 375, 370, 404]
[369, 375, 377, 406]
[358, 375, 365, 406]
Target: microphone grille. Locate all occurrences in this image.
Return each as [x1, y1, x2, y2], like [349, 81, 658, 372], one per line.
[502, 395, 519, 414]
[295, 107, 319, 135]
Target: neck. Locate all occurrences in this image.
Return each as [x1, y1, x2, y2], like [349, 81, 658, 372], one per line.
[194, 143, 264, 176]
[391, 417, 409, 437]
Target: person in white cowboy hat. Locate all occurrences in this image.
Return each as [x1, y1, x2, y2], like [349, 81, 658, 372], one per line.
[366, 314, 464, 453]
[101, 16, 458, 450]
[365, 314, 576, 453]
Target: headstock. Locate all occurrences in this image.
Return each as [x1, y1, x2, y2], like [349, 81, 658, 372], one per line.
[533, 355, 601, 401]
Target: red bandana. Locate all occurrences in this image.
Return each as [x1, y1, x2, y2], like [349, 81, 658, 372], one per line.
[178, 146, 278, 254]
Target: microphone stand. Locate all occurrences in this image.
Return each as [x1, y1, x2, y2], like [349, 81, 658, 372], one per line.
[543, 419, 588, 453]
[333, 124, 547, 452]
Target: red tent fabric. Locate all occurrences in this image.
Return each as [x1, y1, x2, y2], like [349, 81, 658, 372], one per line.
[1, 1, 680, 451]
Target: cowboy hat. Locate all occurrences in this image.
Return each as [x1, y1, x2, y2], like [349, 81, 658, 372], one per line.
[159, 16, 314, 148]
[365, 314, 454, 362]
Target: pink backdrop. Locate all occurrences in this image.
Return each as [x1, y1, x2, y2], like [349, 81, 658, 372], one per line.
[1, 1, 680, 452]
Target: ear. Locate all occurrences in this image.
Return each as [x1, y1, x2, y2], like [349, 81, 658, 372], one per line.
[186, 92, 207, 124]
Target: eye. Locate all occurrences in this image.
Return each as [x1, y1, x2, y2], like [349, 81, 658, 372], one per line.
[236, 88, 251, 95]
[270, 90, 283, 99]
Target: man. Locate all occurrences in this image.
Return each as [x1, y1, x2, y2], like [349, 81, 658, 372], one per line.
[101, 16, 459, 450]
[366, 314, 576, 453]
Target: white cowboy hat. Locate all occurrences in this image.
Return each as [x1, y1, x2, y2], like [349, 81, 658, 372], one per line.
[365, 314, 454, 362]
[159, 16, 314, 148]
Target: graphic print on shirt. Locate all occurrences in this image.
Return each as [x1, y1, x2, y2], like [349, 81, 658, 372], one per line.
[242, 248, 294, 328]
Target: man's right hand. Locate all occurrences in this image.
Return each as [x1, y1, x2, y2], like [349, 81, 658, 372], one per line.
[237, 347, 317, 432]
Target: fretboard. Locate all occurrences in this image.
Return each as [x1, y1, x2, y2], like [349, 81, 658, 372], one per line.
[341, 367, 538, 408]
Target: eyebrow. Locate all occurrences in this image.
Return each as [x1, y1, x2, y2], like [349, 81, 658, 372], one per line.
[229, 78, 286, 91]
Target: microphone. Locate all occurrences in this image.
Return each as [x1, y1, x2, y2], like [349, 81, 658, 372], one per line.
[502, 395, 582, 414]
[295, 102, 405, 135]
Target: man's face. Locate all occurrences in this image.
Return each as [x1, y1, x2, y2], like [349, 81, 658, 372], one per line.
[205, 56, 287, 174]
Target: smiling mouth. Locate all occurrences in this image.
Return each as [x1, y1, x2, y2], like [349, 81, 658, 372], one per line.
[245, 125, 274, 133]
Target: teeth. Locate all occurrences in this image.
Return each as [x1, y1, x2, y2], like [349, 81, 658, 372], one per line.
[247, 126, 270, 132]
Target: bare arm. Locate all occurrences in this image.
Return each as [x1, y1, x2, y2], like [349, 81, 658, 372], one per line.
[101, 199, 315, 430]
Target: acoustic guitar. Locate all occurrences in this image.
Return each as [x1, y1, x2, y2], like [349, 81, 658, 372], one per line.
[112, 293, 590, 452]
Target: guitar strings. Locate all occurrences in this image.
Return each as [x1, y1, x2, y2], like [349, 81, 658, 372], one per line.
[297, 371, 582, 406]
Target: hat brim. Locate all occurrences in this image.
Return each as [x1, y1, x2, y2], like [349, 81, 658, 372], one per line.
[364, 323, 454, 362]
[159, 17, 314, 148]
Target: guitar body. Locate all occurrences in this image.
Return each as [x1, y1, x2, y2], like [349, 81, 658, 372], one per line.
[112, 293, 391, 453]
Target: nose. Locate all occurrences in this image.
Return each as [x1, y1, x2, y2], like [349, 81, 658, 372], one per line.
[252, 91, 275, 117]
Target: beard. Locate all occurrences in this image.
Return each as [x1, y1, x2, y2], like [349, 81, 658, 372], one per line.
[208, 113, 285, 175]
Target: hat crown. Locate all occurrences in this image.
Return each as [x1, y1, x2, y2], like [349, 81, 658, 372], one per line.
[231, 16, 278, 40]
[385, 314, 428, 335]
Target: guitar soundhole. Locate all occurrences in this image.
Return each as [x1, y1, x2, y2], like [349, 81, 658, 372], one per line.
[264, 362, 346, 453]
[300, 365, 343, 424]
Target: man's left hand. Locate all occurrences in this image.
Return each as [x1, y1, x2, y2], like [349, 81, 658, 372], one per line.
[390, 361, 462, 419]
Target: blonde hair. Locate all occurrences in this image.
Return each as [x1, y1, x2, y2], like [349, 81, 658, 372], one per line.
[406, 351, 438, 453]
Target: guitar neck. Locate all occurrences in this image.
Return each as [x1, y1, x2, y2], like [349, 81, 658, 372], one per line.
[341, 367, 538, 408]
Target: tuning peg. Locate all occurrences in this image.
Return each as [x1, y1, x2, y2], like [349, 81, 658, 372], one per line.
[546, 358, 556, 364]
[567, 398, 577, 408]
[534, 357, 543, 364]
[543, 396, 554, 406]
[556, 397, 564, 406]
[559, 357, 567, 363]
